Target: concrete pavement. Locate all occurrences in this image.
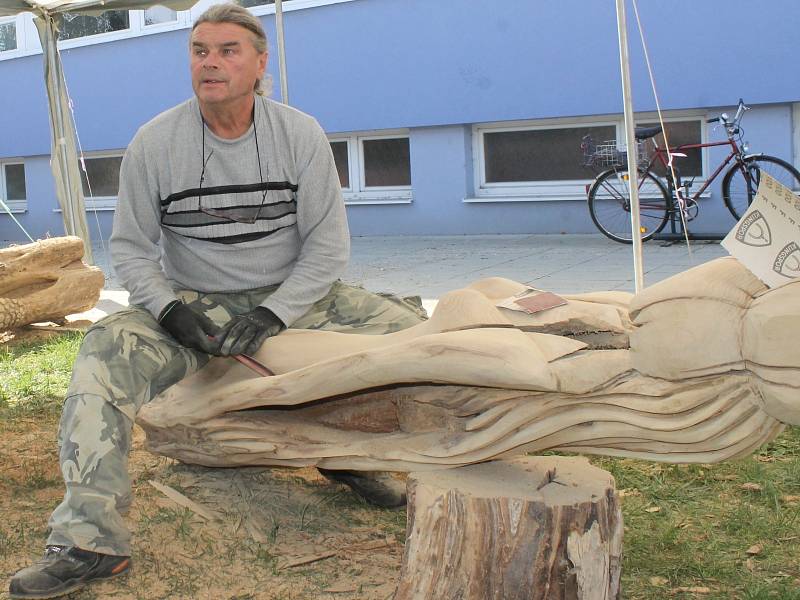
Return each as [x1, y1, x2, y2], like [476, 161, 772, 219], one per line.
[82, 234, 728, 321]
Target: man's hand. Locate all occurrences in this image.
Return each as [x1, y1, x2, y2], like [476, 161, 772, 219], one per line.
[216, 307, 285, 357]
[158, 300, 222, 355]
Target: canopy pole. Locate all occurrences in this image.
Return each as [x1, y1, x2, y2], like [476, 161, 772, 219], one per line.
[615, 0, 644, 292]
[50, 24, 76, 239]
[275, 0, 289, 104]
[35, 12, 93, 263]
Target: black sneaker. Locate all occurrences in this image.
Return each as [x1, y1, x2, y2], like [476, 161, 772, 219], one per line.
[9, 545, 130, 599]
[318, 468, 407, 508]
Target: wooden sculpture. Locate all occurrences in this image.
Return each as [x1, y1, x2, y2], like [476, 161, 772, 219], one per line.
[0, 236, 104, 332]
[137, 256, 795, 469]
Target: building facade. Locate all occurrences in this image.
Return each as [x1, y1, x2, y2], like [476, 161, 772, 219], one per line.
[1, 0, 799, 242]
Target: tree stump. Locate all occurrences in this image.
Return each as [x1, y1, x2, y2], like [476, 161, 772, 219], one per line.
[394, 456, 623, 600]
[0, 236, 104, 331]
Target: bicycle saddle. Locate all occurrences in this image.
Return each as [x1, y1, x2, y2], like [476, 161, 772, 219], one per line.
[634, 126, 662, 140]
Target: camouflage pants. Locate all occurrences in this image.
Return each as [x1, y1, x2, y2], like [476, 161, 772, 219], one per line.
[47, 281, 426, 556]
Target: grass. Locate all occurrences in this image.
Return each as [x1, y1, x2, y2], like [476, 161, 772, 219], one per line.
[1, 333, 799, 599]
[0, 332, 82, 418]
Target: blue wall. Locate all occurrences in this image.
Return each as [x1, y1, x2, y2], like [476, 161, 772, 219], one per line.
[1, 0, 798, 241]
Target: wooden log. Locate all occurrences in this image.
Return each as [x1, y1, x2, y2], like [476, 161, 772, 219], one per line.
[393, 456, 623, 600]
[0, 236, 104, 331]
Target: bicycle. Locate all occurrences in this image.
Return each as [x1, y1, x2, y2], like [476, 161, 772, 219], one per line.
[580, 99, 800, 243]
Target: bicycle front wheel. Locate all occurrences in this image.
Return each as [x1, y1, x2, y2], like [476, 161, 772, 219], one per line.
[722, 155, 800, 220]
[587, 168, 670, 243]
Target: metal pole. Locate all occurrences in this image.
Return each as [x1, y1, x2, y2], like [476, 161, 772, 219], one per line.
[275, 0, 289, 104]
[48, 16, 77, 238]
[615, 0, 645, 292]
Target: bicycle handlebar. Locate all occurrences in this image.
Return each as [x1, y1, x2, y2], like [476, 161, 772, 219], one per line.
[733, 98, 749, 124]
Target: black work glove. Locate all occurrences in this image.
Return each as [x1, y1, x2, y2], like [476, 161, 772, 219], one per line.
[158, 300, 222, 355]
[216, 306, 285, 357]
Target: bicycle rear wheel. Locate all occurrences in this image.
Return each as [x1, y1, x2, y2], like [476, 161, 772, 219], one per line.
[587, 168, 670, 243]
[722, 155, 800, 220]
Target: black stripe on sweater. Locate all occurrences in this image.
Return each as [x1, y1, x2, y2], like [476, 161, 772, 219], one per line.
[160, 181, 299, 207]
[167, 224, 294, 245]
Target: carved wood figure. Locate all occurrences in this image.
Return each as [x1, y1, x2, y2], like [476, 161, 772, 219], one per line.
[0, 236, 104, 332]
[137, 256, 796, 469]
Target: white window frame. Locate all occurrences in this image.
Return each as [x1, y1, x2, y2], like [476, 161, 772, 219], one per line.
[0, 0, 359, 61]
[468, 111, 708, 203]
[328, 130, 413, 205]
[0, 159, 27, 214]
[78, 151, 124, 211]
[242, 0, 358, 18]
[0, 14, 24, 58]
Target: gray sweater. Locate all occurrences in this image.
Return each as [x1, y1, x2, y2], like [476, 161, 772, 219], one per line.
[110, 96, 350, 327]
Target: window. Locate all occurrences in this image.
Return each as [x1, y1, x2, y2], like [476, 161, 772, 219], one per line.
[330, 140, 349, 189]
[483, 125, 616, 184]
[363, 137, 411, 187]
[79, 155, 123, 209]
[0, 162, 26, 213]
[58, 11, 130, 41]
[328, 132, 412, 203]
[144, 6, 178, 27]
[473, 121, 618, 201]
[0, 17, 16, 52]
[472, 114, 706, 202]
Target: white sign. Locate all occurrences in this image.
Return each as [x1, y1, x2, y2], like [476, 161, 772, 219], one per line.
[722, 172, 800, 288]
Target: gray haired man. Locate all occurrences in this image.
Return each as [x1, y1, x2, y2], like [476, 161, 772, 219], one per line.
[9, 4, 423, 598]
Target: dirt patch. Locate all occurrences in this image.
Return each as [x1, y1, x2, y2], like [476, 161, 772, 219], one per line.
[0, 418, 405, 599]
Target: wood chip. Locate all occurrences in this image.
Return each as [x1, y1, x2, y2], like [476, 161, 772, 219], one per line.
[279, 551, 337, 569]
[645, 506, 661, 513]
[649, 576, 668, 586]
[781, 495, 800, 504]
[148, 480, 220, 521]
[345, 538, 395, 552]
[323, 582, 359, 593]
[740, 482, 763, 492]
[745, 544, 763, 555]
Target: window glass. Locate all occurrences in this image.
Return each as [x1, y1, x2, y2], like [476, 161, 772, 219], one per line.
[80, 157, 122, 197]
[4, 164, 26, 201]
[0, 20, 16, 52]
[144, 6, 177, 26]
[59, 11, 130, 40]
[363, 138, 411, 187]
[330, 141, 349, 189]
[484, 125, 616, 183]
[638, 120, 702, 177]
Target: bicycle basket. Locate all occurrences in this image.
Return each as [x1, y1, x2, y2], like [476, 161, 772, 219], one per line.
[587, 140, 649, 169]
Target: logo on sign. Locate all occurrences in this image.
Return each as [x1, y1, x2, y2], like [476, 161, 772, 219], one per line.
[735, 210, 772, 247]
[772, 241, 800, 279]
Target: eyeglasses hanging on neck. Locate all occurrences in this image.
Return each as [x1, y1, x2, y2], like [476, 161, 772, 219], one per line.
[197, 105, 269, 225]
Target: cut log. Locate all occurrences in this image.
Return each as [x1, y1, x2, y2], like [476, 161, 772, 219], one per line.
[393, 456, 623, 600]
[0, 236, 104, 331]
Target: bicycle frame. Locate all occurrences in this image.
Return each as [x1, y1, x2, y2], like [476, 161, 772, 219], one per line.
[648, 138, 743, 203]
